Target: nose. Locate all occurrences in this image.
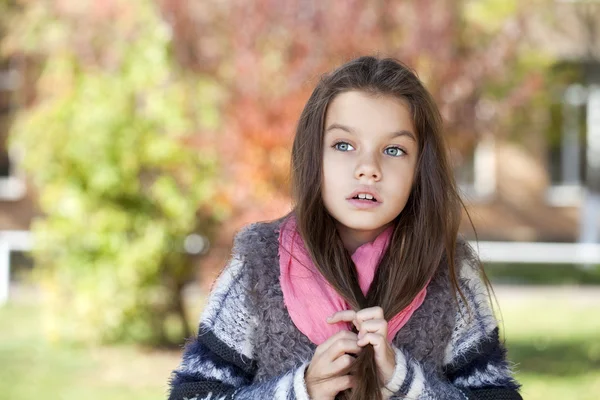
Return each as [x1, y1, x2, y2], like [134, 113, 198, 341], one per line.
[354, 154, 382, 182]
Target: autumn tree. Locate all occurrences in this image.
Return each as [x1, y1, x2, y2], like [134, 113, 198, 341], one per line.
[159, 0, 549, 227]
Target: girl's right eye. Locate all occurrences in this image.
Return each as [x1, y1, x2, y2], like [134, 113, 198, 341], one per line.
[333, 141, 355, 152]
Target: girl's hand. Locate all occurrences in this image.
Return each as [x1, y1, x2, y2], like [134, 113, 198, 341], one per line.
[327, 307, 396, 386]
[305, 330, 363, 400]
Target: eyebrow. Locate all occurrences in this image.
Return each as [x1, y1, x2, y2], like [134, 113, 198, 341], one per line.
[325, 123, 417, 142]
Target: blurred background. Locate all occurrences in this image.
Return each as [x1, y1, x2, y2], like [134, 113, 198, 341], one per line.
[0, 0, 599, 399]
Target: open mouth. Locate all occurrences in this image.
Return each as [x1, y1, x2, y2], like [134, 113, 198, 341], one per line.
[347, 188, 382, 205]
[351, 195, 378, 202]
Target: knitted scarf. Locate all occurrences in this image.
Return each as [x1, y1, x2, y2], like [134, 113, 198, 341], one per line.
[278, 215, 429, 345]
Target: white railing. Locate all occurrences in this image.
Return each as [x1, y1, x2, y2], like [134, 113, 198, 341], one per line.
[469, 241, 600, 264]
[0, 230, 33, 304]
[1, 233, 599, 305]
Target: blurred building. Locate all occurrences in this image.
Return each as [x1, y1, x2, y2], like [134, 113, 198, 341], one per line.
[0, 59, 38, 234]
[457, 1, 600, 243]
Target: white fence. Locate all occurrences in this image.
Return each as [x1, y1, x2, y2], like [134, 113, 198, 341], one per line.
[0, 230, 32, 304]
[472, 241, 600, 264]
[1, 231, 600, 305]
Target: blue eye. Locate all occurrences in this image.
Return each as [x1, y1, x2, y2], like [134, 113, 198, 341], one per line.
[384, 146, 406, 157]
[333, 142, 355, 151]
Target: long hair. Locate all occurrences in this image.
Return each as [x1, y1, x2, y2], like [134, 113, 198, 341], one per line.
[290, 56, 484, 400]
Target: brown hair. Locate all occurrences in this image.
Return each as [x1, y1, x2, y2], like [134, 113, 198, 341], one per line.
[289, 56, 485, 400]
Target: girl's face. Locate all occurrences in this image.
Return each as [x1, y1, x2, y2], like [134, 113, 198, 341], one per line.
[322, 90, 418, 250]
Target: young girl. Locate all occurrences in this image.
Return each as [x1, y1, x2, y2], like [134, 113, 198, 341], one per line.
[168, 56, 523, 400]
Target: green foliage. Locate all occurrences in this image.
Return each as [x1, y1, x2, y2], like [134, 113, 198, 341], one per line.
[7, 1, 224, 345]
[464, 0, 519, 32]
[486, 263, 600, 285]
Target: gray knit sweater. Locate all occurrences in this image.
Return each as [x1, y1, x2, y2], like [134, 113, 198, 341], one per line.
[168, 218, 522, 400]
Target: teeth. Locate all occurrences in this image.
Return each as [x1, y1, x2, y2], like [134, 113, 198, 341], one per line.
[357, 193, 374, 200]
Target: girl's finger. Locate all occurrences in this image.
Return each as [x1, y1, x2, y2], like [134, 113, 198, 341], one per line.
[330, 354, 357, 375]
[324, 374, 356, 395]
[327, 310, 362, 331]
[356, 318, 388, 339]
[355, 306, 385, 324]
[324, 337, 362, 363]
[326, 310, 356, 324]
[315, 330, 358, 357]
[356, 332, 397, 383]
[357, 332, 387, 350]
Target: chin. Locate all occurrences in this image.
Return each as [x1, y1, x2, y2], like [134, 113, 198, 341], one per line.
[336, 217, 388, 232]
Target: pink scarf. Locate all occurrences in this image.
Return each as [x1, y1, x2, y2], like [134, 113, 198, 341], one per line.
[278, 215, 429, 345]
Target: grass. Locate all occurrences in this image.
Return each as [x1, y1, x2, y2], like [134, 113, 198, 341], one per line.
[485, 262, 600, 285]
[497, 288, 600, 400]
[0, 302, 180, 400]
[0, 285, 599, 399]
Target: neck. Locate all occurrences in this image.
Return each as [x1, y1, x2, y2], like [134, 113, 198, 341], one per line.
[336, 222, 393, 254]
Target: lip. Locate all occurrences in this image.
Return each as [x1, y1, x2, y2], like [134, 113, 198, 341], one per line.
[346, 198, 382, 209]
[346, 186, 382, 209]
[346, 186, 382, 203]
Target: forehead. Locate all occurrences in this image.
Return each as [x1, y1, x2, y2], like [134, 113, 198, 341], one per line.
[324, 90, 415, 134]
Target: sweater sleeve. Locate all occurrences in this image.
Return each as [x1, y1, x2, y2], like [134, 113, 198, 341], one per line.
[381, 255, 523, 400]
[168, 253, 311, 400]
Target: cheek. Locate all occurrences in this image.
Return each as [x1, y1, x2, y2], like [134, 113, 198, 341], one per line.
[322, 156, 341, 183]
[385, 166, 416, 196]
[321, 158, 344, 200]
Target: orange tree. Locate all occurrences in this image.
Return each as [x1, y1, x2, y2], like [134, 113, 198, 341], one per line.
[159, 0, 550, 226]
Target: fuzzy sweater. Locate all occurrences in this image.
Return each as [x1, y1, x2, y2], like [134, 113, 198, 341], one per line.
[168, 218, 523, 400]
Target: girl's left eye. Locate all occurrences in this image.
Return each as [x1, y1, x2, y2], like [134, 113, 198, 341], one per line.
[384, 146, 406, 157]
[333, 141, 355, 151]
